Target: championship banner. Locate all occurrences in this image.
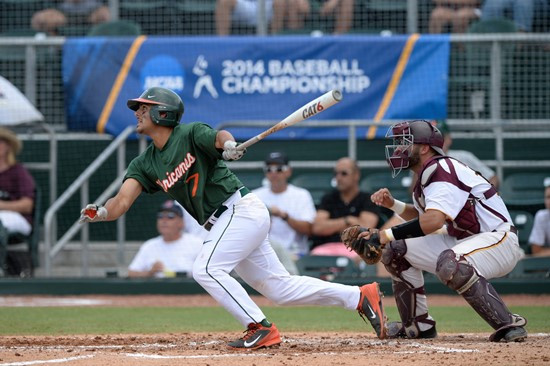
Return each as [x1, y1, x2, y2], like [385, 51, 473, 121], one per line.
[63, 35, 449, 139]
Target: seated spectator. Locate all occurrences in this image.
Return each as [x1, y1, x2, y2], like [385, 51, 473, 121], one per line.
[253, 152, 316, 275]
[31, 0, 110, 36]
[528, 184, 550, 256]
[216, 0, 280, 35]
[311, 157, 380, 261]
[481, 0, 535, 32]
[128, 200, 203, 278]
[319, 0, 355, 34]
[429, 0, 482, 34]
[271, 0, 311, 33]
[0, 128, 36, 275]
[436, 120, 499, 189]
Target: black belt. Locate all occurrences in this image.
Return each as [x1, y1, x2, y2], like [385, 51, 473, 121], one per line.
[204, 187, 250, 231]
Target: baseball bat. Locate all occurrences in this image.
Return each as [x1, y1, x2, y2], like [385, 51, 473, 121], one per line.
[236, 89, 343, 151]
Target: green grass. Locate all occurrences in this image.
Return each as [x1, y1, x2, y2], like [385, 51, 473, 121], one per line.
[0, 306, 548, 335]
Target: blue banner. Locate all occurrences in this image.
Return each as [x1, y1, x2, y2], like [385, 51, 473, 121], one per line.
[63, 35, 449, 139]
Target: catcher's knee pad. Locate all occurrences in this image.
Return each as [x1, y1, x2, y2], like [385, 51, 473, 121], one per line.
[435, 249, 478, 294]
[381, 239, 411, 278]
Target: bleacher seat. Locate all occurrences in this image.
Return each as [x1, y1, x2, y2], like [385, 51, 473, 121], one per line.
[291, 172, 334, 206]
[509, 210, 535, 250]
[500, 173, 549, 208]
[507, 256, 550, 279]
[119, 0, 167, 35]
[171, 0, 216, 35]
[87, 20, 142, 37]
[360, 172, 412, 202]
[296, 255, 359, 279]
[360, 0, 407, 34]
[451, 18, 518, 119]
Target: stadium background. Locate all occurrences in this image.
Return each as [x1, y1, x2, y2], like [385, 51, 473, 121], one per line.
[0, 0, 549, 281]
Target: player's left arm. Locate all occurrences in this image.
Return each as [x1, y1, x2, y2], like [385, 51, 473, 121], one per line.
[375, 209, 447, 245]
[79, 178, 142, 223]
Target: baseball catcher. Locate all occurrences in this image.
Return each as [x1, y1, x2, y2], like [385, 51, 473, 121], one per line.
[341, 225, 383, 265]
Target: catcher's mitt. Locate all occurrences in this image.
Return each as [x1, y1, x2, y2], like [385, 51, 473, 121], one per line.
[341, 225, 384, 264]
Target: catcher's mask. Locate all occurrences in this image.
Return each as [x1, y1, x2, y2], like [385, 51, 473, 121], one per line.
[385, 120, 445, 177]
[127, 87, 184, 127]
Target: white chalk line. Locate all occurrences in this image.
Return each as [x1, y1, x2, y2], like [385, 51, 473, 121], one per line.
[0, 355, 94, 366]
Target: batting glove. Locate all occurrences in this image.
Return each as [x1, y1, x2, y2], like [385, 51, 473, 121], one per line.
[79, 204, 108, 223]
[222, 140, 246, 161]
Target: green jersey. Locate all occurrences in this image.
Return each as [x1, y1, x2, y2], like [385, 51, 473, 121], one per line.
[125, 123, 243, 224]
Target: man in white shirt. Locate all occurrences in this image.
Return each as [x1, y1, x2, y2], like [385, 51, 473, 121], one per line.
[253, 152, 316, 274]
[128, 200, 204, 278]
[529, 185, 550, 256]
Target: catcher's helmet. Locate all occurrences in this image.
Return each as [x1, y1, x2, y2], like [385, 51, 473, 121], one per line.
[127, 87, 184, 127]
[385, 120, 445, 177]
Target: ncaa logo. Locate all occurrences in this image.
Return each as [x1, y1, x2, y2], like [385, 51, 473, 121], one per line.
[140, 55, 185, 92]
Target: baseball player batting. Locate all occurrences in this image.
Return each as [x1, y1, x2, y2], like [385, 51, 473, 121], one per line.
[342, 120, 527, 342]
[79, 87, 387, 349]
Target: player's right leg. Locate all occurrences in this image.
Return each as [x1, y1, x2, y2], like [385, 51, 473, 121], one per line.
[234, 239, 386, 339]
[381, 238, 438, 339]
[438, 230, 527, 342]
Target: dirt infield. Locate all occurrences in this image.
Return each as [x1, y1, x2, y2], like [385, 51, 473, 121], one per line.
[1, 295, 549, 366]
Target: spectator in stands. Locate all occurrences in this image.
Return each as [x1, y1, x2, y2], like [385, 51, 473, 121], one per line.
[31, 0, 110, 36]
[271, 0, 311, 34]
[0, 127, 35, 275]
[253, 151, 316, 275]
[318, 0, 355, 34]
[128, 200, 203, 278]
[310, 157, 380, 260]
[528, 184, 550, 256]
[435, 120, 499, 188]
[429, 0, 482, 33]
[216, 0, 279, 35]
[481, 0, 536, 32]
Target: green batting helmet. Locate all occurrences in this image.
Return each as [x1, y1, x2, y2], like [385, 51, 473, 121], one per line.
[127, 87, 184, 127]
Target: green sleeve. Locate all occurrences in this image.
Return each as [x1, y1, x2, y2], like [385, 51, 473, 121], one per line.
[190, 123, 223, 160]
[124, 156, 159, 194]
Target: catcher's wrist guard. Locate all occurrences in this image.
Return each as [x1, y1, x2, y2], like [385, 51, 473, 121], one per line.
[392, 218, 425, 240]
[390, 199, 406, 215]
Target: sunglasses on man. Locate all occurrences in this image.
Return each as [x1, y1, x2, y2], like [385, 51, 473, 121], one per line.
[333, 170, 351, 177]
[157, 212, 178, 219]
[263, 165, 289, 174]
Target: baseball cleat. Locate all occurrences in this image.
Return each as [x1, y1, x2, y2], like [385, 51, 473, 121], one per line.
[387, 321, 438, 339]
[490, 314, 528, 342]
[227, 322, 282, 350]
[503, 326, 527, 342]
[357, 282, 387, 339]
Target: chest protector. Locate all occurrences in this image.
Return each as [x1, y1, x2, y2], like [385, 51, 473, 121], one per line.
[413, 156, 499, 240]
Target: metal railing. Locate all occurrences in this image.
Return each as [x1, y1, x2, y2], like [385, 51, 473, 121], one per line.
[43, 126, 136, 276]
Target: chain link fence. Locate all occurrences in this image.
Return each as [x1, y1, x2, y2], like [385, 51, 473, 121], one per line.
[1, 0, 549, 275]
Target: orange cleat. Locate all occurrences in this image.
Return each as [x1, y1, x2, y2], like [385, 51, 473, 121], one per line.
[357, 282, 387, 339]
[227, 322, 282, 350]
